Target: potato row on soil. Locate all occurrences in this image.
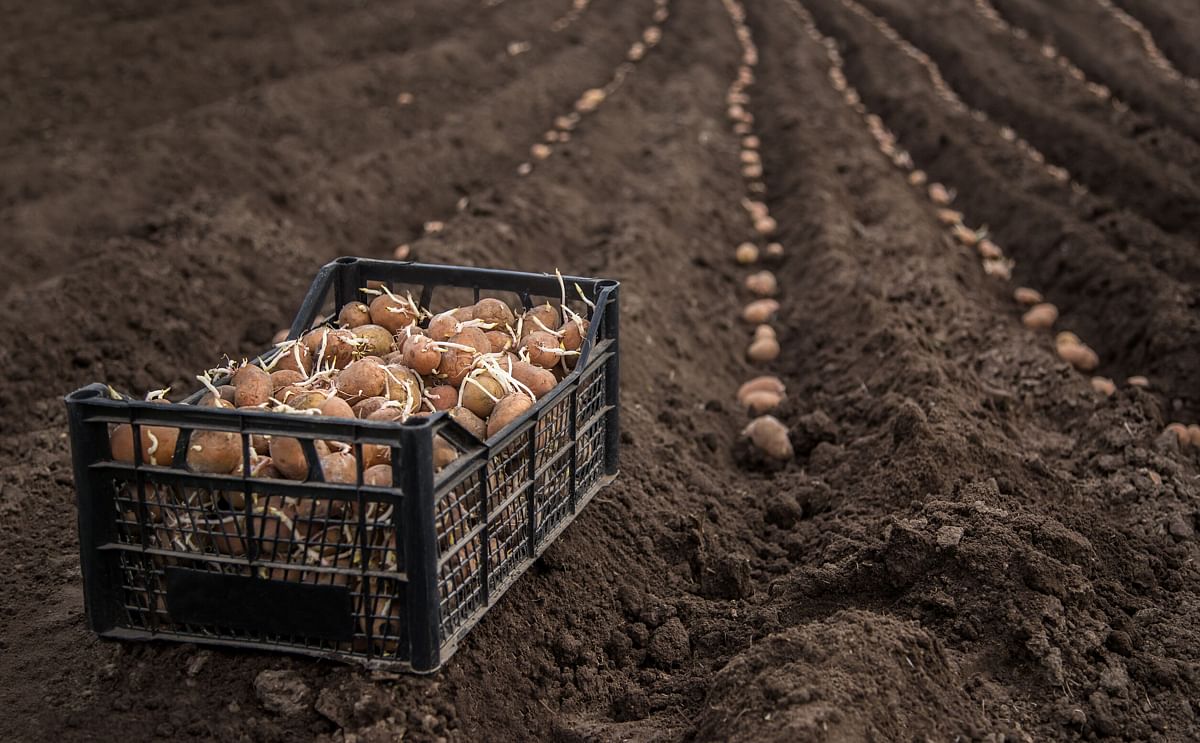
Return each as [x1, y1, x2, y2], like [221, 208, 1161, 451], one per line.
[1, 0, 1198, 740]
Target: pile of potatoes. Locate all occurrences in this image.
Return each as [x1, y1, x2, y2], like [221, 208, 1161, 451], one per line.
[107, 289, 593, 606]
[110, 289, 591, 485]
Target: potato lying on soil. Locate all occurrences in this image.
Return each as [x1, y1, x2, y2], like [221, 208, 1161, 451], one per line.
[742, 299, 779, 324]
[1021, 303, 1058, 330]
[1013, 287, 1044, 306]
[745, 270, 777, 297]
[747, 336, 780, 362]
[1055, 331, 1099, 371]
[737, 375, 785, 404]
[741, 415, 793, 462]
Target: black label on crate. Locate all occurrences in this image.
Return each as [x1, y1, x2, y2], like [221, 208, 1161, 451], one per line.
[165, 568, 355, 642]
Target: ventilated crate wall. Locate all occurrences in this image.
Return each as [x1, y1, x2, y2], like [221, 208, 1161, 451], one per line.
[435, 363, 611, 646]
[102, 431, 409, 663]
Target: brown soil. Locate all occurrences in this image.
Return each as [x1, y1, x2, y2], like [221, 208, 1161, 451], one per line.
[2, 0, 1199, 741]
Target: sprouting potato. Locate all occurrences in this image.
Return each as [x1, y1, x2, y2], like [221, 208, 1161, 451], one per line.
[334, 358, 387, 402]
[318, 396, 356, 419]
[233, 364, 272, 408]
[272, 340, 312, 376]
[473, 297, 516, 330]
[461, 372, 504, 418]
[369, 293, 417, 333]
[353, 396, 388, 419]
[424, 385, 458, 411]
[353, 324, 396, 357]
[521, 331, 562, 369]
[510, 360, 557, 399]
[270, 369, 305, 391]
[427, 311, 461, 342]
[401, 333, 442, 375]
[522, 304, 561, 338]
[364, 464, 394, 487]
[338, 301, 371, 328]
[434, 436, 459, 469]
[270, 436, 329, 480]
[187, 428, 242, 475]
[318, 451, 358, 484]
[561, 317, 588, 353]
[928, 183, 952, 205]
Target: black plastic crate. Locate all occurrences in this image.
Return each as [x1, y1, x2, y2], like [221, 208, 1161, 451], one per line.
[65, 257, 620, 672]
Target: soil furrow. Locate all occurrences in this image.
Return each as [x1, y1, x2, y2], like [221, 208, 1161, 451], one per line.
[986, 0, 1200, 135]
[0, 0, 635, 295]
[0, 0, 479, 146]
[802, 0, 1200, 421]
[1112, 0, 1200, 80]
[696, 2, 1200, 739]
[844, 0, 1200, 239]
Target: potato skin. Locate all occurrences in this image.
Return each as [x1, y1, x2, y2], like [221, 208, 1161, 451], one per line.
[353, 324, 396, 357]
[425, 385, 458, 411]
[449, 406, 487, 440]
[338, 301, 372, 328]
[270, 436, 329, 480]
[233, 365, 272, 408]
[335, 358, 387, 402]
[187, 429, 242, 474]
[521, 331, 561, 369]
[473, 297, 516, 330]
[369, 294, 417, 333]
[402, 334, 441, 375]
[461, 373, 504, 418]
[486, 393, 534, 438]
[509, 360, 557, 399]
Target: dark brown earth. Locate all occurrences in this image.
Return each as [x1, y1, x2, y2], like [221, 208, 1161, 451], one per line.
[1, 0, 1199, 741]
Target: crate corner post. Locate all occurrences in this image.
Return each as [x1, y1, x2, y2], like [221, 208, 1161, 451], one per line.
[398, 420, 442, 673]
